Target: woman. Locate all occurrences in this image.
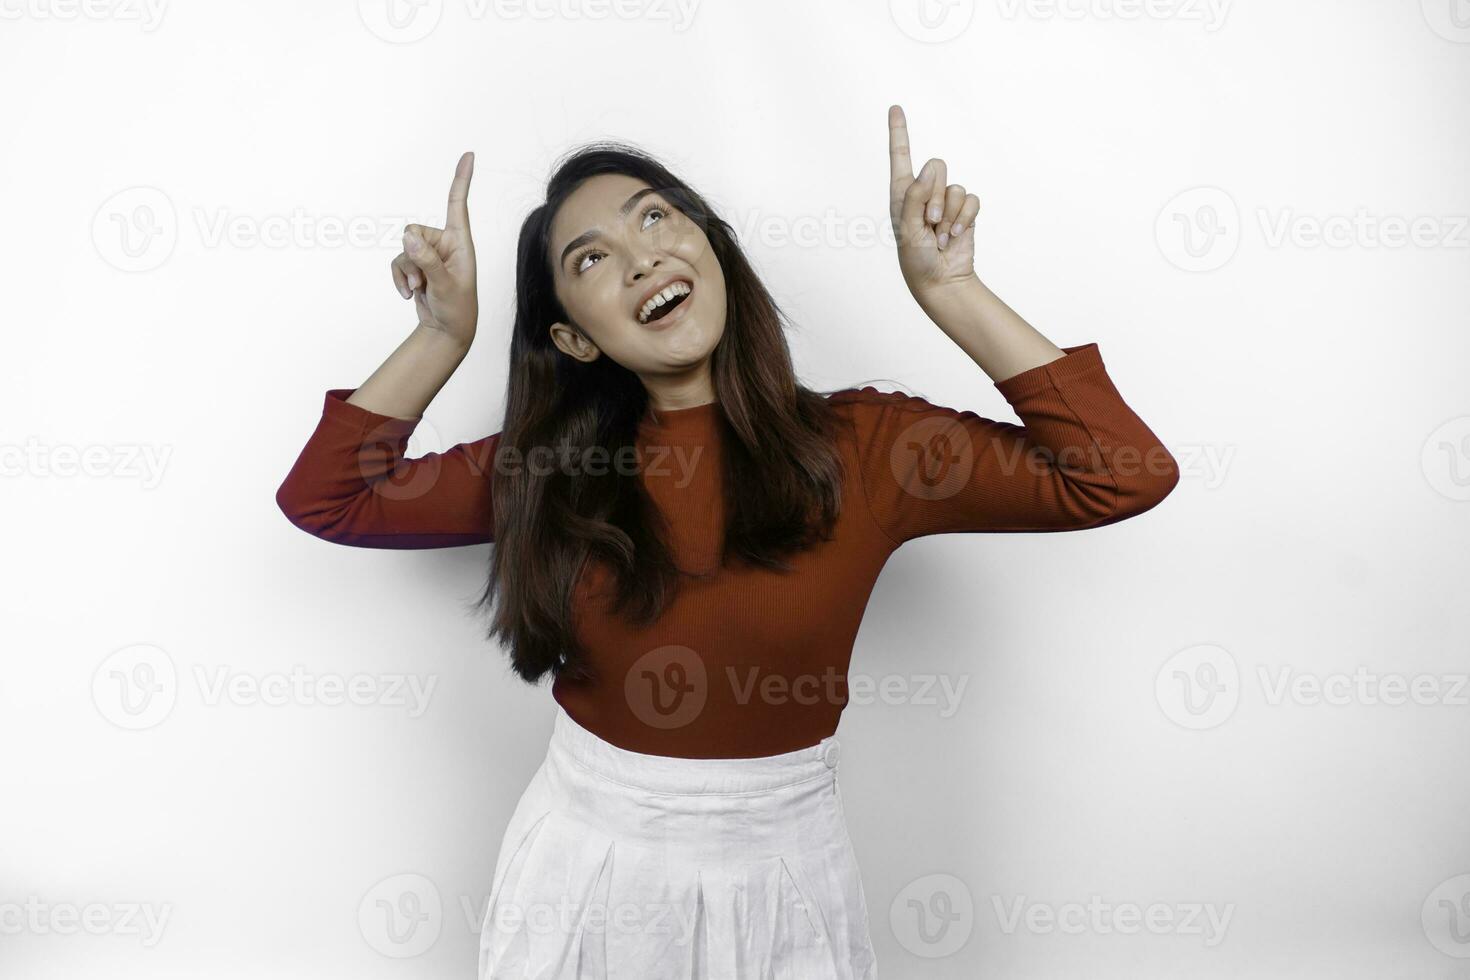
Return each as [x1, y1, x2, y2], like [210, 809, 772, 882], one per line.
[276, 105, 1179, 979]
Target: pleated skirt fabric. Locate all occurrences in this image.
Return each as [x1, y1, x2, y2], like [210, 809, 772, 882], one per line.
[477, 705, 878, 979]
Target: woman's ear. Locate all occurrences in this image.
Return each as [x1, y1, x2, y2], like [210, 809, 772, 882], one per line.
[548, 321, 601, 363]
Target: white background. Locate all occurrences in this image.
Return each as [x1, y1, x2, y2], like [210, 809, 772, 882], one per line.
[4, 0, 1469, 977]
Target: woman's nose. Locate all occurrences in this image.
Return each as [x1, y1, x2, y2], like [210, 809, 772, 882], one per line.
[627, 253, 662, 284]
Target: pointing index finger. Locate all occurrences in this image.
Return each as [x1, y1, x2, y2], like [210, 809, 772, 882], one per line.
[888, 104, 914, 184]
[446, 151, 474, 232]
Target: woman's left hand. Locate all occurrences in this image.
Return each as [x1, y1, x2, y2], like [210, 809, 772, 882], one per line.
[887, 104, 982, 306]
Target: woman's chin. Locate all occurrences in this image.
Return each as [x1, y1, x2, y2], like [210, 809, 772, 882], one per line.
[649, 317, 721, 364]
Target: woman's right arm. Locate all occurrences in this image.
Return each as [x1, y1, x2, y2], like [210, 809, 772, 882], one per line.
[275, 152, 500, 549]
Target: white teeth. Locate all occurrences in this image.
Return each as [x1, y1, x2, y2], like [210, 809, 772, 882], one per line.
[638, 281, 692, 324]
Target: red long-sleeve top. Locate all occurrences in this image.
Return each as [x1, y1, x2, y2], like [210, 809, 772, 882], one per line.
[276, 343, 1178, 757]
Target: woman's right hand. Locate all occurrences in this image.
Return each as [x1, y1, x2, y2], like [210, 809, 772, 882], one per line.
[392, 151, 478, 349]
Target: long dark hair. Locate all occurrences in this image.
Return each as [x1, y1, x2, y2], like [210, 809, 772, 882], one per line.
[474, 141, 855, 686]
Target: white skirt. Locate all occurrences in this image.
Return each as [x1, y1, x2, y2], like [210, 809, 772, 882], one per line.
[478, 705, 878, 979]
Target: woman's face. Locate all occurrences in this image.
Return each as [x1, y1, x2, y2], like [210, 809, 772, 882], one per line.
[547, 173, 727, 400]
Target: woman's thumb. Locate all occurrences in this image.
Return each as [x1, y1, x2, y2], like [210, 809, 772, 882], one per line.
[404, 230, 447, 285]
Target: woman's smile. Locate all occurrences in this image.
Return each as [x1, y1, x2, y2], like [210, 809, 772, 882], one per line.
[636, 277, 695, 330]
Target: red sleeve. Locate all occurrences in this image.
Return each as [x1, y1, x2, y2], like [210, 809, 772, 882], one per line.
[275, 388, 498, 549]
[838, 343, 1179, 546]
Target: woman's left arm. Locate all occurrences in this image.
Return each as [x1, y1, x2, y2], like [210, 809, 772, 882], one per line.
[843, 105, 1179, 544]
[887, 103, 1071, 381]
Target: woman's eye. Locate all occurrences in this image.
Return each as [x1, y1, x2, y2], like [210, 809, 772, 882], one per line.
[572, 204, 668, 275]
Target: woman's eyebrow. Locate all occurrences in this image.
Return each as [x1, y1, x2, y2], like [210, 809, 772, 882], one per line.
[558, 187, 660, 268]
